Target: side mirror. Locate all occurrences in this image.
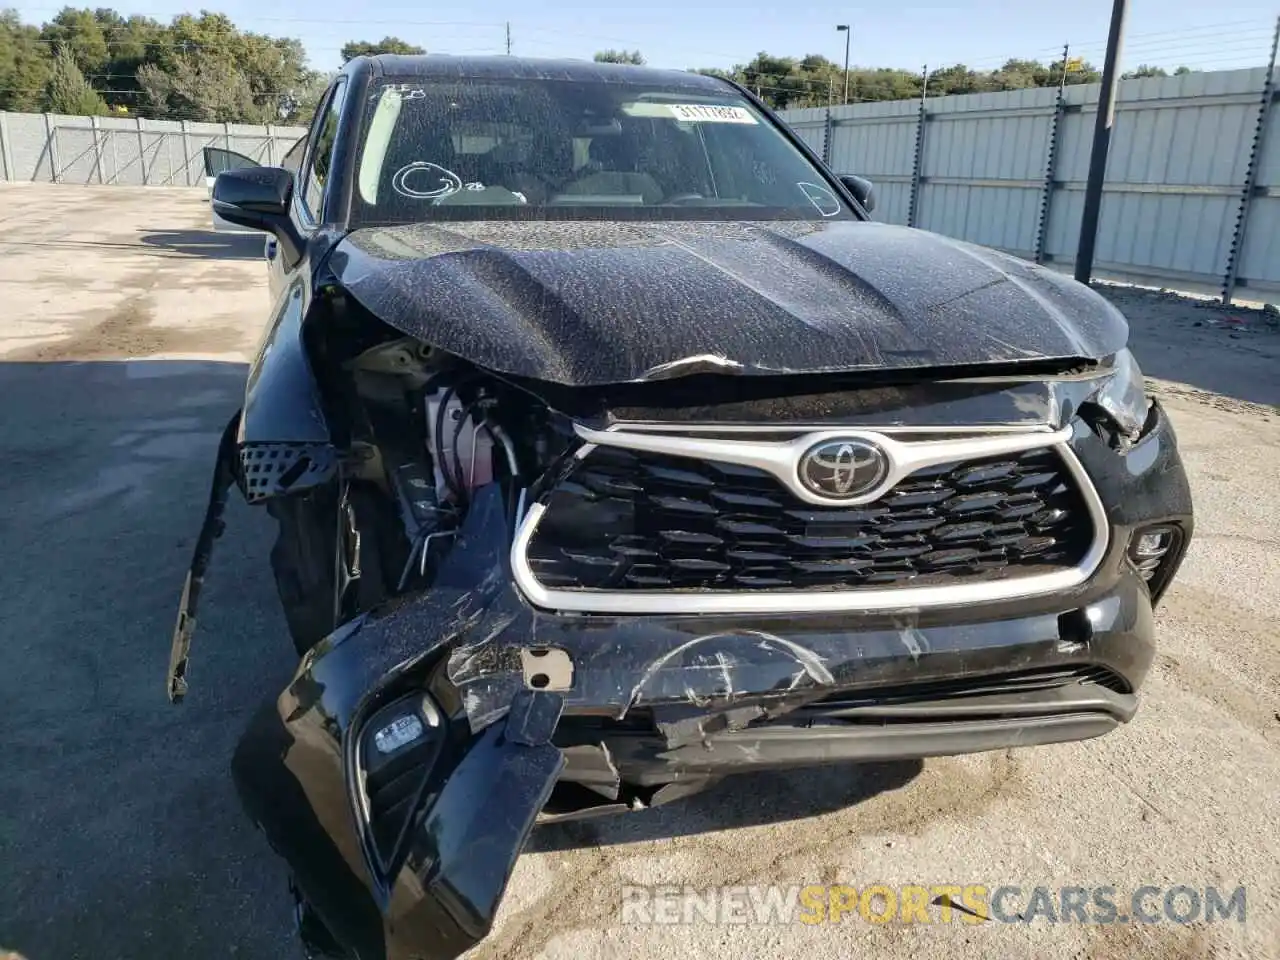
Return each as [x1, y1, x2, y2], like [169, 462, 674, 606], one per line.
[212, 167, 303, 264]
[840, 175, 876, 213]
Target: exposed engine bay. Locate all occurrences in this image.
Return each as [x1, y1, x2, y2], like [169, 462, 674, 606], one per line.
[334, 333, 564, 615]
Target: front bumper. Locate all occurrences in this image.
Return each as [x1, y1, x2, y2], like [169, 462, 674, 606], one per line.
[228, 400, 1191, 960]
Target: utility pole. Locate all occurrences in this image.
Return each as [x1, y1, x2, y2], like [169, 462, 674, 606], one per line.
[1074, 0, 1129, 285]
[836, 24, 851, 104]
[505, 22, 511, 55]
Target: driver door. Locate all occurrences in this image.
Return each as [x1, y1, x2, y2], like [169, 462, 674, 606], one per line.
[203, 147, 262, 234]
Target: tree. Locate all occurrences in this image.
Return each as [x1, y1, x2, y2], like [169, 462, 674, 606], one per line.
[1122, 64, 1168, 79]
[341, 37, 424, 61]
[0, 10, 55, 111]
[928, 63, 992, 96]
[594, 49, 644, 65]
[40, 7, 109, 75]
[44, 43, 105, 114]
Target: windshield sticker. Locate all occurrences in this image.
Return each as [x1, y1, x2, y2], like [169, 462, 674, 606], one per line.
[624, 102, 759, 123]
[392, 161, 463, 200]
[797, 182, 841, 217]
[666, 103, 758, 124]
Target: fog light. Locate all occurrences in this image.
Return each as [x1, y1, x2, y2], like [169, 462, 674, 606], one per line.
[1129, 526, 1175, 580]
[373, 714, 425, 755]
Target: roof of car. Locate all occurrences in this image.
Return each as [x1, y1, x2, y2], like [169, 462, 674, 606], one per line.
[356, 54, 732, 91]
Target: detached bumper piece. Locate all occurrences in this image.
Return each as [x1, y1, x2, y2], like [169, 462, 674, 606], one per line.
[351, 689, 564, 958]
[234, 679, 565, 960]
[167, 413, 241, 703]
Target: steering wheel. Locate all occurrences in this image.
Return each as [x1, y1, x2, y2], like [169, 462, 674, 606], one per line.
[663, 193, 706, 205]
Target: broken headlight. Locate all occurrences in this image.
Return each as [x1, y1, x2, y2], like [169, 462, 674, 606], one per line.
[1093, 349, 1150, 443]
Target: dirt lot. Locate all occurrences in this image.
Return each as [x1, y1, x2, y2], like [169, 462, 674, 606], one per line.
[1, 184, 1278, 960]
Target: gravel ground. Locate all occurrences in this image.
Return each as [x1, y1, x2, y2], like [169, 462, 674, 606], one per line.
[0, 184, 1277, 960]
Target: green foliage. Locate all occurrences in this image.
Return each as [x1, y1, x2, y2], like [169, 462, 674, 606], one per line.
[594, 49, 645, 65]
[1, 9, 53, 111]
[45, 43, 105, 113]
[692, 50, 1125, 110]
[340, 37, 425, 62]
[0, 6, 318, 120]
[0, 8, 1209, 121]
[1122, 64, 1169, 79]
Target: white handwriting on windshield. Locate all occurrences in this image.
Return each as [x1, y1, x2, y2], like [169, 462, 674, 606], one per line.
[391, 162, 463, 200]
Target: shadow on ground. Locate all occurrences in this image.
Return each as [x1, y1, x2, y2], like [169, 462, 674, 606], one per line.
[0, 360, 298, 960]
[530, 760, 923, 853]
[0, 358, 919, 960]
[138, 229, 267, 260]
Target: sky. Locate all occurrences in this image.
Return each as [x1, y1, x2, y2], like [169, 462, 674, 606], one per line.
[11, 0, 1280, 75]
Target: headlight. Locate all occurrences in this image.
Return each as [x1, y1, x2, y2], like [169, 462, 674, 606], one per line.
[1093, 349, 1150, 442]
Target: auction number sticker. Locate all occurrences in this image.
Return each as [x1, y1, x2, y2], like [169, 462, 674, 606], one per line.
[666, 104, 758, 124]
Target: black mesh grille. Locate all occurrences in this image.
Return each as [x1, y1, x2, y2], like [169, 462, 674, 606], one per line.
[526, 444, 1095, 592]
[808, 665, 1132, 707]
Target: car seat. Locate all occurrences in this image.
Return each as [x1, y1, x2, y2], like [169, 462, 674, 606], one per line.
[560, 133, 663, 204]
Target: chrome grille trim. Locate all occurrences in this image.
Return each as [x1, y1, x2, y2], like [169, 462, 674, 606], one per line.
[510, 427, 1109, 616]
[574, 423, 1073, 508]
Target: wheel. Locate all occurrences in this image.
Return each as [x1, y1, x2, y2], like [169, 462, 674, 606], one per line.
[267, 481, 405, 657]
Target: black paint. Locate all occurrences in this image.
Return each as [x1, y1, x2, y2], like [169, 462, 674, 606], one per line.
[331, 219, 1129, 386]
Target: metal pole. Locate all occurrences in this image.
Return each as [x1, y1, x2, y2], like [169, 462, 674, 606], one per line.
[1034, 44, 1070, 264]
[1074, 0, 1130, 285]
[824, 77, 834, 166]
[45, 113, 61, 183]
[506, 22, 512, 55]
[136, 117, 148, 185]
[180, 120, 192, 186]
[90, 115, 105, 184]
[843, 30, 850, 103]
[907, 65, 928, 228]
[1220, 15, 1280, 304]
[0, 112, 13, 182]
[837, 25, 851, 104]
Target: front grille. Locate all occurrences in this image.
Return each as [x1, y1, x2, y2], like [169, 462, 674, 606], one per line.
[525, 444, 1094, 593]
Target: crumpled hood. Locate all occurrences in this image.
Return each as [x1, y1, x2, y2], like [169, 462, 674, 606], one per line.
[327, 219, 1128, 386]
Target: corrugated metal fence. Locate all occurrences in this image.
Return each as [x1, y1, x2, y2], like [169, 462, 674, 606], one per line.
[0, 112, 307, 188]
[780, 67, 1280, 304]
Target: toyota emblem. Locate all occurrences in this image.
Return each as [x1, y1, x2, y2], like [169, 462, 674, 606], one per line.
[798, 439, 890, 500]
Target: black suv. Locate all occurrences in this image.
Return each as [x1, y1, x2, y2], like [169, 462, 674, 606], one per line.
[170, 54, 1193, 960]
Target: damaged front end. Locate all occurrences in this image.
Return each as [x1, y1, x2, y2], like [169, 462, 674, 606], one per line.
[168, 286, 1191, 957]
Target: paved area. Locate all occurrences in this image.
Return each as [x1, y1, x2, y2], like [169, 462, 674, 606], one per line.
[1, 184, 1278, 960]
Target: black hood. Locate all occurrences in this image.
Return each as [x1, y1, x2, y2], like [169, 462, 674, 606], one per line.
[327, 219, 1128, 387]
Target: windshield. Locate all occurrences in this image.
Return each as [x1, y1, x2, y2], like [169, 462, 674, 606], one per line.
[352, 76, 851, 225]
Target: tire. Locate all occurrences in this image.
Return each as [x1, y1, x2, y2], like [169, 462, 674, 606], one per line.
[268, 481, 407, 657]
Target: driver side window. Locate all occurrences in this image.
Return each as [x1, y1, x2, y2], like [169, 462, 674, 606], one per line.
[301, 81, 347, 221]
